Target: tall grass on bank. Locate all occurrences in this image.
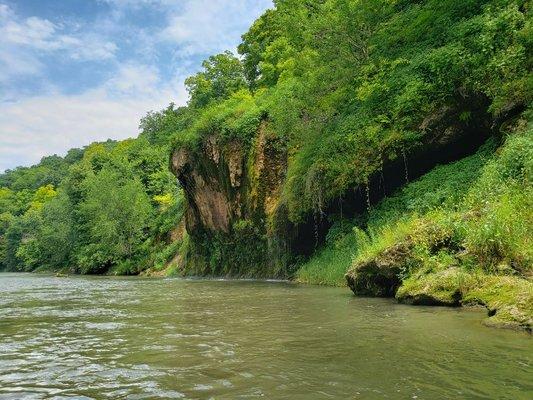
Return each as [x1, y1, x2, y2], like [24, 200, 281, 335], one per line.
[296, 137, 496, 285]
[297, 126, 532, 290]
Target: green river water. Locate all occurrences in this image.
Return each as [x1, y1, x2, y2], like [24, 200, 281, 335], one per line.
[0, 273, 531, 399]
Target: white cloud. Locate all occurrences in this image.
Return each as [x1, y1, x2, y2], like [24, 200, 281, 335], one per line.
[3, 15, 56, 47]
[104, 64, 161, 95]
[68, 37, 118, 61]
[0, 0, 273, 171]
[0, 3, 9, 19]
[100, 0, 272, 58]
[99, 0, 162, 7]
[161, 0, 271, 56]
[0, 44, 42, 82]
[0, 66, 187, 172]
[0, 3, 117, 83]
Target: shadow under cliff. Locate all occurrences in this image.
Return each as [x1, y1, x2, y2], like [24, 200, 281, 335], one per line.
[289, 96, 523, 259]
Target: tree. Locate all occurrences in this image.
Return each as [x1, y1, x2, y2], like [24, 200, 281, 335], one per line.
[238, 9, 282, 88]
[30, 184, 57, 210]
[7, 185, 58, 270]
[34, 192, 76, 270]
[77, 166, 152, 273]
[4, 216, 24, 271]
[0, 212, 13, 270]
[13, 209, 42, 271]
[0, 188, 15, 215]
[139, 103, 193, 146]
[258, 37, 296, 87]
[185, 51, 246, 108]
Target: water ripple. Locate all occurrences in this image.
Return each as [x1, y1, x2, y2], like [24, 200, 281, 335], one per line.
[0, 273, 531, 399]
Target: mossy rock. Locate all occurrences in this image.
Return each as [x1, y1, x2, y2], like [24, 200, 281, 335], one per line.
[397, 271, 532, 331]
[463, 276, 533, 332]
[483, 305, 532, 332]
[345, 243, 411, 297]
[396, 268, 471, 306]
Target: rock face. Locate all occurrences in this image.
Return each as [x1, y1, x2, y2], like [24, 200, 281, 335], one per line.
[171, 125, 287, 235]
[345, 243, 409, 297]
[170, 95, 518, 277]
[170, 123, 288, 276]
[171, 140, 236, 235]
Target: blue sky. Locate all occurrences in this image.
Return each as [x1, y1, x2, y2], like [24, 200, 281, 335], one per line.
[0, 0, 272, 171]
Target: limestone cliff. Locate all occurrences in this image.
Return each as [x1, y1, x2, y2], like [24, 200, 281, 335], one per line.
[170, 96, 520, 278]
[170, 122, 289, 276]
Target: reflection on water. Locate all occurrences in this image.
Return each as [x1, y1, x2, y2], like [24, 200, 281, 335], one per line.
[0, 273, 531, 399]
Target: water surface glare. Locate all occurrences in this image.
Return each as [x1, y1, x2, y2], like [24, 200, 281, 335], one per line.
[0, 273, 531, 399]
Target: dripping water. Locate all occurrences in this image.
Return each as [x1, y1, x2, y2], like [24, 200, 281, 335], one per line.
[402, 148, 409, 183]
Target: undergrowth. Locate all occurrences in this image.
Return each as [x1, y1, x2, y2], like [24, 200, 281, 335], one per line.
[297, 121, 532, 329]
[296, 135, 498, 286]
[340, 123, 532, 329]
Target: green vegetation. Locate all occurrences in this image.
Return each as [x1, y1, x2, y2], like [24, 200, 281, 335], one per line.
[171, 0, 531, 222]
[163, 0, 532, 282]
[295, 220, 359, 286]
[297, 138, 498, 286]
[0, 129, 185, 275]
[344, 126, 532, 329]
[1, 0, 531, 331]
[297, 122, 532, 329]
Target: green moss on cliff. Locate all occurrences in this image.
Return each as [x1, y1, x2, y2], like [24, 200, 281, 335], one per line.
[297, 138, 496, 286]
[343, 124, 532, 330]
[395, 271, 533, 331]
[172, 92, 265, 153]
[462, 276, 533, 330]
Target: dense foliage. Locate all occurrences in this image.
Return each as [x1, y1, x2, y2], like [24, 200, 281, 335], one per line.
[165, 0, 531, 284]
[1, 0, 531, 282]
[298, 121, 532, 277]
[296, 136, 498, 285]
[298, 122, 532, 328]
[0, 132, 184, 274]
[173, 0, 532, 222]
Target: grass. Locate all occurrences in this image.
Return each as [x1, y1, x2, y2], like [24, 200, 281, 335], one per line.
[296, 137, 495, 287]
[298, 121, 532, 330]
[295, 229, 357, 286]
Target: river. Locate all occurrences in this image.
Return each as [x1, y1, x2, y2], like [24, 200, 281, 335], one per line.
[0, 273, 531, 399]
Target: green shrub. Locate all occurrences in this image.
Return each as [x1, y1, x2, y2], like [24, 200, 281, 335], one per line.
[302, 122, 532, 309]
[461, 130, 533, 271]
[296, 227, 358, 286]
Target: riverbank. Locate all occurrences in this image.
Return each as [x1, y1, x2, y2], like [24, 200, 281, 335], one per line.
[3, 127, 531, 332]
[297, 128, 533, 332]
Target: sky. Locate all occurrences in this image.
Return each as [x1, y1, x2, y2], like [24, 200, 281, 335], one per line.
[0, 0, 272, 172]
